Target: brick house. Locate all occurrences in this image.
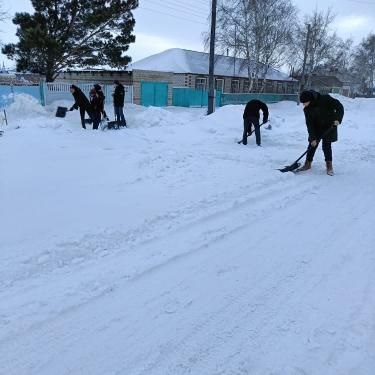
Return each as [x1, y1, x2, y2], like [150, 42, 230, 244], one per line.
[59, 48, 298, 105]
[128, 48, 298, 105]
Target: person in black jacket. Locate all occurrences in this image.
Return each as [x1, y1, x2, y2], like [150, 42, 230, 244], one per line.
[113, 80, 126, 126]
[94, 84, 108, 120]
[89, 87, 103, 130]
[299, 90, 344, 175]
[69, 85, 93, 129]
[242, 99, 269, 146]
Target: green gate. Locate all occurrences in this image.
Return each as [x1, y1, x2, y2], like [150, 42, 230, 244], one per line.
[221, 93, 298, 105]
[141, 82, 168, 107]
[172, 88, 222, 107]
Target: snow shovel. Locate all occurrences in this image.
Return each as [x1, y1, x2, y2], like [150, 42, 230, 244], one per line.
[237, 121, 267, 144]
[278, 126, 335, 173]
[55, 106, 68, 118]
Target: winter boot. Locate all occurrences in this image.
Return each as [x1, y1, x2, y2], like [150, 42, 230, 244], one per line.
[297, 160, 312, 172]
[326, 161, 334, 176]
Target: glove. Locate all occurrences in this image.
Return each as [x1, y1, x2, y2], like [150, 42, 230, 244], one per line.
[333, 120, 340, 126]
[263, 119, 268, 124]
[69, 107, 74, 111]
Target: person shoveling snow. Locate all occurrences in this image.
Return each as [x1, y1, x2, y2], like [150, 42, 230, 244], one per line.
[279, 91, 344, 176]
[239, 99, 270, 146]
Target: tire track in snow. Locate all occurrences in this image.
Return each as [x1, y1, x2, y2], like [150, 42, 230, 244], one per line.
[125, 174, 375, 375]
[0, 174, 322, 365]
[0, 173, 311, 290]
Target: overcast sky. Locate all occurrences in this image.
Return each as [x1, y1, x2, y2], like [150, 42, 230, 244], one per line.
[1, 0, 374, 68]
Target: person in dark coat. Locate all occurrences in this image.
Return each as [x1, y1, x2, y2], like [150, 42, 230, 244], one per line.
[242, 99, 269, 146]
[113, 80, 126, 126]
[94, 84, 108, 120]
[89, 87, 103, 130]
[69, 85, 93, 129]
[299, 90, 344, 175]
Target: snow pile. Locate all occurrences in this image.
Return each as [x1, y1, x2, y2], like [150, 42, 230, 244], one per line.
[132, 105, 190, 128]
[7, 93, 46, 117]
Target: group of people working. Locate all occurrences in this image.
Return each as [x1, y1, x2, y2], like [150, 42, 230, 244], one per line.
[69, 82, 344, 176]
[69, 80, 126, 130]
[242, 90, 344, 176]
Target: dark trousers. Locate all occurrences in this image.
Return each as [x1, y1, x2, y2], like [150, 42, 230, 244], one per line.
[243, 116, 260, 145]
[79, 107, 93, 129]
[114, 106, 126, 125]
[92, 112, 101, 130]
[306, 139, 333, 162]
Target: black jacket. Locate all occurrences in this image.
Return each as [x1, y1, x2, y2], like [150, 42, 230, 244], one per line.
[96, 91, 105, 113]
[94, 84, 106, 113]
[113, 84, 125, 107]
[243, 100, 269, 122]
[90, 92, 103, 114]
[71, 85, 92, 112]
[303, 92, 344, 143]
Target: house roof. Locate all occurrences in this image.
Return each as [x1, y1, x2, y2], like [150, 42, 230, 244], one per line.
[129, 48, 296, 82]
[310, 75, 344, 87]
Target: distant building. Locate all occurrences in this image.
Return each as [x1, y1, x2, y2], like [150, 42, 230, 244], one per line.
[128, 48, 298, 104]
[296, 68, 365, 98]
[308, 74, 344, 95]
[59, 48, 298, 105]
[0, 67, 42, 85]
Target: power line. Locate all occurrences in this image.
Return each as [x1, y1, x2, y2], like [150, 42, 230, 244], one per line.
[153, 0, 210, 14]
[147, 0, 208, 19]
[139, 6, 207, 26]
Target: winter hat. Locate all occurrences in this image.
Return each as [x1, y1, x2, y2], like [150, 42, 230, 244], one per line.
[114, 80, 120, 85]
[94, 83, 102, 91]
[299, 90, 314, 103]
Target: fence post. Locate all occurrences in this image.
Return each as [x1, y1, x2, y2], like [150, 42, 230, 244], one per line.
[39, 79, 46, 106]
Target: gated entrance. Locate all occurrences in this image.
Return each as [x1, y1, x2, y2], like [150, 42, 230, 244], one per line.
[140, 82, 168, 107]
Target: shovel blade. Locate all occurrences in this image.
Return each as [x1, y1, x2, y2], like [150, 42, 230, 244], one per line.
[55, 106, 68, 118]
[278, 161, 301, 173]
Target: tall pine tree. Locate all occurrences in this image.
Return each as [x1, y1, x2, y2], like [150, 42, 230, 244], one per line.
[2, 0, 138, 81]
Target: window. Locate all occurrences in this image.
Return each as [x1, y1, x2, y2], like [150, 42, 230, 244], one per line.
[231, 79, 240, 93]
[195, 77, 207, 90]
[215, 78, 224, 91]
[277, 82, 284, 93]
[243, 80, 250, 92]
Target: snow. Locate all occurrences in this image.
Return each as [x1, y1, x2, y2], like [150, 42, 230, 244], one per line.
[130, 48, 296, 81]
[1, 94, 375, 375]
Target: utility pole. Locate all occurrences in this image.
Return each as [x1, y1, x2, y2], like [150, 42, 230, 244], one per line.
[207, 0, 217, 115]
[299, 23, 311, 103]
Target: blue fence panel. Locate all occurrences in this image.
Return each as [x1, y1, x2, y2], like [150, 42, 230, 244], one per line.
[221, 93, 298, 106]
[172, 88, 222, 108]
[153, 83, 168, 107]
[141, 82, 168, 107]
[0, 85, 41, 108]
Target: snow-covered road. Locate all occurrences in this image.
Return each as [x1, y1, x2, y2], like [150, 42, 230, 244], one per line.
[0, 95, 374, 374]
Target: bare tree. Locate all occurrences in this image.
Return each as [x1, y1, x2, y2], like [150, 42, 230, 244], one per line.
[352, 34, 375, 95]
[208, 0, 297, 92]
[291, 8, 338, 87]
[330, 38, 354, 73]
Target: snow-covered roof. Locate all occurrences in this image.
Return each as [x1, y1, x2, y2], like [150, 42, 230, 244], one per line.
[129, 48, 296, 82]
